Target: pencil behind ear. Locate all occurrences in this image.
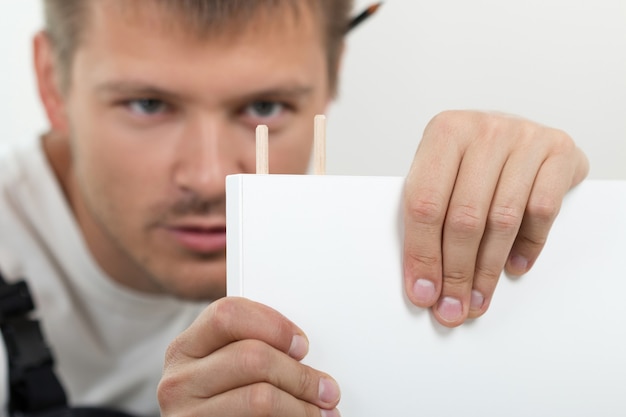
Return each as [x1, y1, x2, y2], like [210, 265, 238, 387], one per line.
[33, 30, 69, 135]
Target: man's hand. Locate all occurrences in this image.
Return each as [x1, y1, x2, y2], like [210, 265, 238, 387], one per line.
[158, 297, 341, 417]
[403, 110, 589, 327]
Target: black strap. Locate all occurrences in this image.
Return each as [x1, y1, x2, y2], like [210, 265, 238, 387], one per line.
[0, 270, 68, 415]
[0, 271, 135, 417]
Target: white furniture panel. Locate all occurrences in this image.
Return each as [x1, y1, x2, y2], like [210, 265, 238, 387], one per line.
[227, 175, 626, 416]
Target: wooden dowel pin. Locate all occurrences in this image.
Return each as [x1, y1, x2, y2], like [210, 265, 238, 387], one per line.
[256, 115, 326, 175]
[256, 124, 269, 174]
[314, 114, 326, 175]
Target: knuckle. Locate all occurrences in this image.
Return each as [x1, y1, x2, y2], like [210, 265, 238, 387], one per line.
[474, 263, 503, 284]
[548, 128, 575, 154]
[163, 336, 184, 367]
[207, 299, 233, 329]
[205, 297, 238, 338]
[446, 204, 484, 237]
[474, 112, 503, 139]
[237, 340, 272, 376]
[488, 204, 523, 235]
[443, 269, 472, 286]
[423, 110, 479, 147]
[519, 233, 548, 250]
[405, 250, 440, 269]
[247, 382, 278, 416]
[405, 193, 446, 226]
[515, 117, 540, 140]
[210, 298, 294, 351]
[426, 110, 473, 136]
[428, 110, 500, 142]
[157, 370, 186, 414]
[271, 316, 294, 348]
[526, 197, 560, 225]
[295, 367, 316, 399]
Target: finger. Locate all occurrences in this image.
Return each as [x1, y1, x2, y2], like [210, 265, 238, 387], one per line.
[165, 297, 308, 364]
[505, 151, 576, 276]
[403, 114, 465, 308]
[162, 339, 341, 409]
[434, 140, 510, 326]
[468, 145, 544, 318]
[571, 146, 590, 186]
[160, 382, 340, 417]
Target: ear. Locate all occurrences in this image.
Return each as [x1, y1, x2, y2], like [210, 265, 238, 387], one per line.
[33, 31, 70, 135]
[328, 40, 346, 103]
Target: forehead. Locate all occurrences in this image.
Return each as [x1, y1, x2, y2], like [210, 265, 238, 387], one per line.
[72, 0, 329, 97]
[86, 0, 323, 48]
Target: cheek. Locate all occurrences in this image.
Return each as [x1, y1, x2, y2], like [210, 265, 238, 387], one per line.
[70, 109, 172, 220]
[75, 125, 149, 194]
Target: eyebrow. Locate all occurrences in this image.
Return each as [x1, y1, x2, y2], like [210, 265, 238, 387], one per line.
[239, 86, 314, 101]
[95, 81, 178, 99]
[94, 80, 314, 102]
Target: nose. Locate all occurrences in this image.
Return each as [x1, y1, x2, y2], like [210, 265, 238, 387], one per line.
[172, 115, 246, 200]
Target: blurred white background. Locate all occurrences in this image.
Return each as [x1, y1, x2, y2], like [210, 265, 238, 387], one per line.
[1, 0, 625, 178]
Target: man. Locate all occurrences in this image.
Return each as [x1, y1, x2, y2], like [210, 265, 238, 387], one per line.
[0, 0, 588, 416]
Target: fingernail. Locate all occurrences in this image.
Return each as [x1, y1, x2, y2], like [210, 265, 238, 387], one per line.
[437, 297, 463, 323]
[509, 254, 528, 272]
[412, 278, 436, 304]
[470, 290, 484, 311]
[319, 378, 341, 404]
[288, 335, 308, 359]
[321, 409, 341, 417]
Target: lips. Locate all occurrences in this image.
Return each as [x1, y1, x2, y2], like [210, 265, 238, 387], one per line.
[165, 223, 227, 253]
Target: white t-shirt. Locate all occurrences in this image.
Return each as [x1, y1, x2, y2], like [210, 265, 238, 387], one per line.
[0, 138, 207, 416]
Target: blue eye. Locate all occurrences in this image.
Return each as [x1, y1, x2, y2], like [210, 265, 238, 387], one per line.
[245, 101, 284, 119]
[128, 99, 167, 115]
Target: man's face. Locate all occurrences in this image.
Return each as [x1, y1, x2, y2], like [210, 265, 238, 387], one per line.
[52, 2, 331, 299]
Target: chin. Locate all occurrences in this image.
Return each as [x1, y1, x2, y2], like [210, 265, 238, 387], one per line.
[154, 257, 227, 301]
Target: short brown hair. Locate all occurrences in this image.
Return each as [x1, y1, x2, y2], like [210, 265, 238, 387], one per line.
[43, 0, 353, 95]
